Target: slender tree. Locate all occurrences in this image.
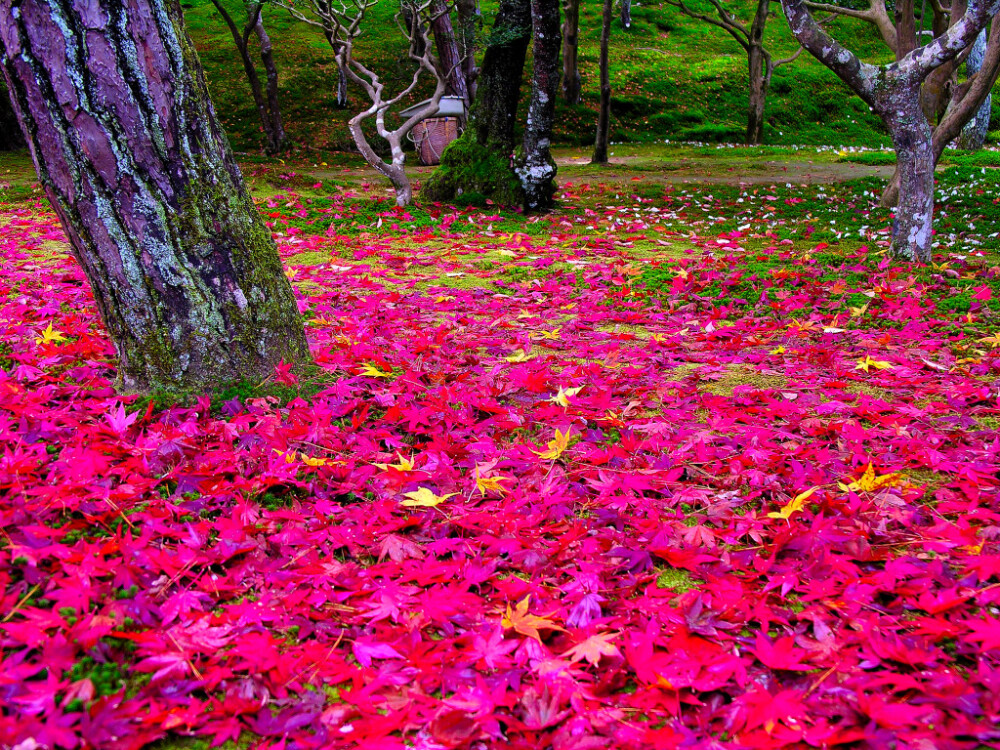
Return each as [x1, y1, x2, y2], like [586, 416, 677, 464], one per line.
[620, 0, 632, 29]
[593, 0, 613, 163]
[0, 0, 310, 392]
[517, 0, 561, 208]
[208, 0, 290, 154]
[562, 0, 581, 103]
[782, 0, 1000, 261]
[665, 0, 802, 145]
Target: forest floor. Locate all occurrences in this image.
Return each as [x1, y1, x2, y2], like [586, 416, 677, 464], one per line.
[1, 150, 999, 749]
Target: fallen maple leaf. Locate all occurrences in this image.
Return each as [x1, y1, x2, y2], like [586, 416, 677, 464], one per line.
[855, 355, 893, 372]
[563, 631, 621, 665]
[550, 385, 582, 408]
[35, 322, 66, 345]
[838, 463, 903, 493]
[532, 428, 572, 461]
[359, 363, 392, 378]
[375, 453, 416, 471]
[502, 596, 565, 642]
[300, 453, 328, 467]
[505, 349, 532, 363]
[767, 486, 820, 523]
[475, 467, 510, 496]
[401, 487, 457, 507]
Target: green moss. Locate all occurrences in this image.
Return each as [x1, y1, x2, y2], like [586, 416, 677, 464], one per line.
[655, 567, 704, 592]
[422, 132, 525, 207]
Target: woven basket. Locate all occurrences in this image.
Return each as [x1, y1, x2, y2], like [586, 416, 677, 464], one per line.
[411, 117, 459, 166]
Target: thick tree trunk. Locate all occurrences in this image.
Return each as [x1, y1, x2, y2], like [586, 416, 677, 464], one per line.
[422, 0, 530, 204]
[592, 0, 613, 164]
[747, 46, 769, 145]
[518, 0, 561, 209]
[959, 28, 991, 150]
[886, 86, 936, 262]
[254, 9, 290, 153]
[0, 80, 23, 150]
[431, 0, 470, 106]
[620, 0, 632, 29]
[562, 0, 581, 104]
[0, 0, 310, 392]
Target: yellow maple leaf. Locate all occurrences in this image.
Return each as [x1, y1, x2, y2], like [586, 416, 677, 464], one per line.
[838, 463, 903, 493]
[434, 295, 456, 303]
[978, 334, 1000, 349]
[505, 349, 532, 363]
[400, 487, 457, 507]
[502, 595, 565, 642]
[300, 453, 328, 467]
[769, 345, 786, 356]
[532, 428, 572, 461]
[550, 385, 583, 408]
[497, 249, 517, 258]
[533, 327, 562, 341]
[35, 322, 66, 345]
[849, 302, 870, 318]
[375, 453, 416, 472]
[855, 355, 893, 372]
[475, 467, 511, 496]
[359, 363, 392, 378]
[767, 486, 820, 523]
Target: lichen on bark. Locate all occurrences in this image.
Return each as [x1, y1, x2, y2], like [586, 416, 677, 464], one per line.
[0, 0, 310, 393]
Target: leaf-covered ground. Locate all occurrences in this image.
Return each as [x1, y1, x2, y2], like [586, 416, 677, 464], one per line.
[2, 169, 1000, 750]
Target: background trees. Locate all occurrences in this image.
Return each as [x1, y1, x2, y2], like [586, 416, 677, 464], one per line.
[665, 0, 803, 145]
[208, 0, 290, 154]
[0, 0, 310, 392]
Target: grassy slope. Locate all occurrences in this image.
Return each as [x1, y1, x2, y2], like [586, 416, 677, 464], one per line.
[183, 0, 924, 155]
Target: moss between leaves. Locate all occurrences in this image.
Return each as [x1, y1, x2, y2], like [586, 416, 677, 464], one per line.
[699, 364, 788, 397]
[655, 566, 704, 592]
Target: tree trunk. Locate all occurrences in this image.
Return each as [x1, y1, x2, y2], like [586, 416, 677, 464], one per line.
[746, 47, 770, 145]
[254, 8, 290, 154]
[592, 0, 613, 164]
[620, 0, 632, 29]
[518, 0, 561, 209]
[887, 86, 936, 262]
[421, 0, 530, 204]
[562, 0, 581, 104]
[0, 80, 23, 150]
[0, 0, 310, 393]
[431, 0, 470, 106]
[456, 0, 480, 100]
[959, 28, 991, 150]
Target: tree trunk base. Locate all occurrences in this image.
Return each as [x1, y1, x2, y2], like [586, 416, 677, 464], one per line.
[422, 132, 525, 205]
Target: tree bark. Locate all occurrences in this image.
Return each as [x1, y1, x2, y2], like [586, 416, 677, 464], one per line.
[887, 86, 936, 262]
[431, 0, 470, 106]
[959, 27, 991, 150]
[518, 0, 561, 209]
[0, 0, 310, 392]
[592, 0, 613, 164]
[746, 47, 769, 145]
[562, 0, 581, 104]
[456, 0, 480, 100]
[620, 0, 632, 29]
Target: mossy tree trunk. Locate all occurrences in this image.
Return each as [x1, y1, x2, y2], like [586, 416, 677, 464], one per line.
[0, 0, 311, 393]
[958, 28, 991, 150]
[592, 0, 613, 164]
[517, 0, 561, 209]
[422, 0, 530, 205]
[620, 0, 631, 29]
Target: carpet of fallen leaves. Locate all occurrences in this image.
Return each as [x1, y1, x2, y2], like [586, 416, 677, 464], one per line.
[2, 178, 1000, 750]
